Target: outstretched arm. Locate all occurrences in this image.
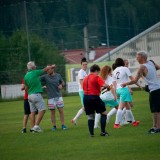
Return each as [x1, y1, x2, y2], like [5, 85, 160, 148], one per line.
[121, 65, 145, 87]
[43, 64, 55, 72]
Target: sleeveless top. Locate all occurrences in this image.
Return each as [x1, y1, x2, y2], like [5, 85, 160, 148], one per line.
[143, 61, 160, 92]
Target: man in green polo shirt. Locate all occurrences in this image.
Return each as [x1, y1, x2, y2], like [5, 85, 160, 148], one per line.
[24, 61, 55, 132]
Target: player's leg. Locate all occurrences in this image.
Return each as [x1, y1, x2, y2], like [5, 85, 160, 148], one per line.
[71, 91, 85, 125]
[94, 113, 100, 128]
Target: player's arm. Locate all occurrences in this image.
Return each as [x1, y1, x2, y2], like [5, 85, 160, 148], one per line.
[154, 63, 160, 70]
[58, 79, 65, 90]
[79, 79, 83, 89]
[122, 65, 145, 87]
[43, 64, 55, 72]
[24, 86, 28, 92]
[110, 84, 117, 100]
[21, 83, 25, 91]
[129, 75, 142, 90]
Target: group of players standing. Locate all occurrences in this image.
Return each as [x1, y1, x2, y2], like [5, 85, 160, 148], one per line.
[21, 50, 160, 137]
[71, 51, 160, 136]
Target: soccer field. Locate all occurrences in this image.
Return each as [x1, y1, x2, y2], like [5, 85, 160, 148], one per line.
[0, 90, 160, 160]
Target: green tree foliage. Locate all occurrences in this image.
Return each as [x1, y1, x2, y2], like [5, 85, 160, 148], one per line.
[0, 0, 159, 85]
[0, 30, 66, 84]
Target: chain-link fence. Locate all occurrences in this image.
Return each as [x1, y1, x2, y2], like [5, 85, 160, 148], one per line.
[0, 0, 160, 99]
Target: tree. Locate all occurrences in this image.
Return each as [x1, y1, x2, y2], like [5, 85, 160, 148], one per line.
[0, 30, 66, 85]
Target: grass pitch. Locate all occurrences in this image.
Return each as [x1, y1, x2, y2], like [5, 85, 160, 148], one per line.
[0, 90, 160, 160]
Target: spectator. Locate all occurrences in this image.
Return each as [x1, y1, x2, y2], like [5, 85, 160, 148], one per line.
[40, 65, 67, 131]
[24, 61, 55, 132]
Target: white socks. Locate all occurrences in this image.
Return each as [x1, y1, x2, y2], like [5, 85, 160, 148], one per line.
[73, 108, 84, 121]
[94, 113, 101, 128]
[115, 109, 123, 124]
[107, 108, 117, 123]
[126, 109, 135, 122]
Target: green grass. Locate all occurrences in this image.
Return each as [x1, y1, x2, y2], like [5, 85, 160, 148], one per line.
[0, 91, 160, 160]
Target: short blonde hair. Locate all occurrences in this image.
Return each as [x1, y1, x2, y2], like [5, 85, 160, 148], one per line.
[27, 61, 36, 70]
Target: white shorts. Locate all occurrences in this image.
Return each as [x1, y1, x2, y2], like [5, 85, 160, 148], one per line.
[48, 97, 64, 110]
[28, 93, 46, 112]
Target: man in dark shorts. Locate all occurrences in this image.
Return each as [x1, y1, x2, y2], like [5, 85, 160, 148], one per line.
[21, 79, 31, 133]
[83, 64, 110, 137]
[122, 51, 160, 134]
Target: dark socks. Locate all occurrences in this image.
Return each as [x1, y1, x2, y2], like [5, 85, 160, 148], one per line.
[88, 119, 94, 135]
[100, 114, 107, 133]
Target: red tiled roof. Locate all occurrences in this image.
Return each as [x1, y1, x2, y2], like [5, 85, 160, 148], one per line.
[62, 46, 116, 64]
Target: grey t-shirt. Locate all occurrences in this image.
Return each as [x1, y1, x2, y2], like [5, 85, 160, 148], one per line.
[40, 73, 64, 99]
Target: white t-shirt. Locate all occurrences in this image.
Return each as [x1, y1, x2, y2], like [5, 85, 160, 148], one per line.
[105, 75, 113, 86]
[78, 69, 87, 91]
[113, 66, 131, 89]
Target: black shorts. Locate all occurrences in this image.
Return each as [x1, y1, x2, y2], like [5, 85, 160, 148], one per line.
[24, 99, 31, 115]
[83, 95, 106, 115]
[149, 89, 160, 113]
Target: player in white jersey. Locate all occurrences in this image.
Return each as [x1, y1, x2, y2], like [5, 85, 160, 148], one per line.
[120, 59, 142, 126]
[122, 51, 160, 134]
[71, 57, 88, 125]
[112, 58, 140, 128]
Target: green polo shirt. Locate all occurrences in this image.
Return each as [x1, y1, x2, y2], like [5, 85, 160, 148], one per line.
[24, 69, 43, 95]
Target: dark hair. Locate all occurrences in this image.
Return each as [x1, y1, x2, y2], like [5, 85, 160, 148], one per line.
[112, 63, 116, 70]
[90, 64, 100, 72]
[115, 58, 125, 67]
[81, 57, 87, 64]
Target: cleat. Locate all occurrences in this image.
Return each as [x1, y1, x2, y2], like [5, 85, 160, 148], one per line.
[132, 121, 140, 127]
[51, 126, 57, 132]
[114, 124, 121, 129]
[30, 126, 42, 133]
[62, 125, 67, 130]
[120, 118, 130, 126]
[120, 121, 130, 126]
[148, 128, 160, 134]
[22, 128, 26, 133]
[30, 129, 35, 133]
[71, 119, 77, 125]
[100, 132, 109, 136]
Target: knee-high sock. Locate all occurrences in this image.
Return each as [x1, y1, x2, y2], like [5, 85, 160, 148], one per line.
[122, 107, 126, 117]
[126, 109, 135, 122]
[94, 113, 101, 127]
[88, 114, 95, 135]
[107, 108, 117, 123]
[73, 108, 84, 121]
[100, 114, 107, 133]
[88, 119, 94, 135]
[115, 109, 123, 124]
